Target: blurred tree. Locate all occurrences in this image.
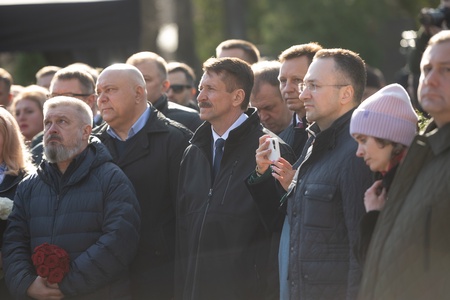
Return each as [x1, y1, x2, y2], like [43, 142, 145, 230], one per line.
[191, 0, 439, 82]
[175, 0, 201, 76]
[192, 0, 225, 62]
[140, 0, 159, 51]
[14, 52, 47, 86]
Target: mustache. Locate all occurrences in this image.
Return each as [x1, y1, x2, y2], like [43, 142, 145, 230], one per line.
[198, 102, 212, 108]
[45, 134, 62, 143]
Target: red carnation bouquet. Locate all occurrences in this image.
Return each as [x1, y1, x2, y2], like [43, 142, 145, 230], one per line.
[31, 243, 70, 284]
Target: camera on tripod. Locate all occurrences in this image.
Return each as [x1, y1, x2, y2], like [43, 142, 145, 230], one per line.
[419, 6, 450, 27]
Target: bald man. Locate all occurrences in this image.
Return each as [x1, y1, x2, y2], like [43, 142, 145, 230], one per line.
[93, 64, 192, 300]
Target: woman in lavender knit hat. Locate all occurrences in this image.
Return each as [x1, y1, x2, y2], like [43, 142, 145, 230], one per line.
[349, 83, 418, 265]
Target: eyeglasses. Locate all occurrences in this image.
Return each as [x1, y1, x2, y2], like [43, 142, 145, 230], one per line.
[168, 85, 192, 93]
[47, 93, 92, 99]
[298, 82, 349, 93]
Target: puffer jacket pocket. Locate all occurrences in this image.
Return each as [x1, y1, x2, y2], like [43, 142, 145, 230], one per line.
[301, 260, 348, 300]
[303, 183, 337, 228]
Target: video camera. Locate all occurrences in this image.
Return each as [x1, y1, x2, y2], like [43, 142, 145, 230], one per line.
[419, 6, 450, 27]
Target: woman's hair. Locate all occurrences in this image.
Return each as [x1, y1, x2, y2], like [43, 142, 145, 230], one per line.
[373, 137, 407, 158]
[0, 107, 34, 175]
[10, 84, 47, 114]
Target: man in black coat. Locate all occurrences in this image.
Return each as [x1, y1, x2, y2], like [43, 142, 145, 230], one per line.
[94, 64, 192, 300]
[175, 57, 295, 300]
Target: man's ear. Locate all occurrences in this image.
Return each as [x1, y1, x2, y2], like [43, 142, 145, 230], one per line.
[232, 89, 245, 108]
[161, 79, 170, 93]
[135, 85, 146, 104]
[340, 85, 355, 105]
[82, 124, 92, 140]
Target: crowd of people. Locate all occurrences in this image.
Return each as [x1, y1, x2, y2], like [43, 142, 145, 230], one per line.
[0, 26, 449, 300]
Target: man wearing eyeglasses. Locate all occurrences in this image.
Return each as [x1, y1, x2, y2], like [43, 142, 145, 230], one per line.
[167, 62, 199, 111]
[48, 67, 101, 126]
[247, 48, 372, 300]
[31, 67, 101, 164]
[126, 52, 202, 133]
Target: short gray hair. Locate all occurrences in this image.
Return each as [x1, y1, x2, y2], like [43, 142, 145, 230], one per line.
[44, 96, 93, 127]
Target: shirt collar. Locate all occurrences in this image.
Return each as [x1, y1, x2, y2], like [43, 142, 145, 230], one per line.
[107, 105, 151, 141]
[212, 113, 248, 143]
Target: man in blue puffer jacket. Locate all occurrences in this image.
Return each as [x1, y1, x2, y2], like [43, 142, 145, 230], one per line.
[2, 96, 141, 300]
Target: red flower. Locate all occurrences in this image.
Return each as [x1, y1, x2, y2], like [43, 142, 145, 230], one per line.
[36, 265, 50, 277]
[44, 255, 59, 268]
[32, 243, 70, 284]
[48, 267, 65, 284]
[31, 251, 45, 266]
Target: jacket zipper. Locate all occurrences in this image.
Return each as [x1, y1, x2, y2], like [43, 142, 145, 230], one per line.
[51, 194, 60, 244]
[424, 206, 431, 271]
[221, 160, 238, 205]
[190, 188, 213, 299]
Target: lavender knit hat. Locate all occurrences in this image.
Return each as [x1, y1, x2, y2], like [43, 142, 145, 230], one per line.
[350, 83, 418, 146]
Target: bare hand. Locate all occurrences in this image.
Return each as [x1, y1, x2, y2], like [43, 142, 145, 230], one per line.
[364, 180, 386, 212]
[27, 276, 64, 300]
[271, 158, 295, 191]
[255, 135, 275, 174]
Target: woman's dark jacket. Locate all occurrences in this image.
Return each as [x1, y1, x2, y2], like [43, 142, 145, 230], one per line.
[354, 165, 398, 266]
[0, 170, 26, 300]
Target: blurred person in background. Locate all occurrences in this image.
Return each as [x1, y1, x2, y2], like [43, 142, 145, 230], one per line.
[0, 68, 14, 109]
[10, 85, 47, 144]
[277, 43, 323, 157]
[250, 60, 292, 135]
[362, 65, 386, 100]
[167, 62, 199, 111]
[35, 65, 61, 90]
[127, 51, 202, 132]
[216, 39, 261, 64]
[0, 107, 35, 300]
[406, 0, 450, 113]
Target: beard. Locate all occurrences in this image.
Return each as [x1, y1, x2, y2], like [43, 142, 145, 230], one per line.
[44, 132, 84, 163]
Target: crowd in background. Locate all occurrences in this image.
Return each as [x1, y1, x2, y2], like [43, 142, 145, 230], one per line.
[0, 12, 449, 300]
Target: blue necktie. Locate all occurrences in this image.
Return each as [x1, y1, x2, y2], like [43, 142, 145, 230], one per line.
[213, 138, 225, 180]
